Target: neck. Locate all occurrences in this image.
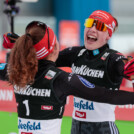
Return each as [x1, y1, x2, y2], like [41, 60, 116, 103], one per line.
[45, 57, 56, 62]
[88, 44, 109, 56]
[86, 44, 109, 59]
[45, 54, 57, 62]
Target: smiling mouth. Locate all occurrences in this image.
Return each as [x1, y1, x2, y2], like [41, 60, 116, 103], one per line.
[87, 35, 97, 42]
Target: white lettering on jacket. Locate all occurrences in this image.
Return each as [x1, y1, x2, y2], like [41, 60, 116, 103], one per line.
[14, 85, 51, 97]
[71, 64, 104, 78]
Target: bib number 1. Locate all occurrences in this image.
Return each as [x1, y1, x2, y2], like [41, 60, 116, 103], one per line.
[23, 100, 30, 116]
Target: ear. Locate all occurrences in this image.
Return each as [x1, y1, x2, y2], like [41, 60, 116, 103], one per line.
[106, 34, 111, 41]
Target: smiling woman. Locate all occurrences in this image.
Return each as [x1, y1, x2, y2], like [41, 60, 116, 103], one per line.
[84, 10, 118, 50]
[56, 10, 133, 134]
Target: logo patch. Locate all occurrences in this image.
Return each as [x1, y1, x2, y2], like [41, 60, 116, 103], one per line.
[74, 98, 94, 110]
[45, 70, 56, 80]
[0, 63, 7, 70]
[75, 111, 86, 119]
[18, 119, 41, 131]
[41, 105, 53, 110]
[101, 52, 110, 60]
[93, 49, 99, 56]
[78, 76, 95, 88]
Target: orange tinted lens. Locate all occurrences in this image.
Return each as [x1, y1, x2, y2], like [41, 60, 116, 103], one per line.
[95, 20, 107, 32]
[102, 24, 107, 31]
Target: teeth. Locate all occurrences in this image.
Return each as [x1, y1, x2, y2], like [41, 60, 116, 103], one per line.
[87, 35, 96, 39]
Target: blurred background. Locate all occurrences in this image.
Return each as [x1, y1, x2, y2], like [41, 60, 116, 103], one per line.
[0, 0, 134, 134]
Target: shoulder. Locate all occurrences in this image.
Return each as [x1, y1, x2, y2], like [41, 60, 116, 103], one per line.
[106, 49, 125, 65]
[43, 66, 64, 81]
[109, 49, 125, 62]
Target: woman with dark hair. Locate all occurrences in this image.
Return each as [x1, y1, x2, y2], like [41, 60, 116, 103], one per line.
[1, 21, 134, 134]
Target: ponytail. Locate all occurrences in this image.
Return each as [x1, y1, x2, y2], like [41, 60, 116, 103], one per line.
[8, 34, 38, 89]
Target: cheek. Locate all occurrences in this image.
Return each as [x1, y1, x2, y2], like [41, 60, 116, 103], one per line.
[98, 32, 109, 43]
[100, 36, 106, 42]
[84, 28, 88, 38]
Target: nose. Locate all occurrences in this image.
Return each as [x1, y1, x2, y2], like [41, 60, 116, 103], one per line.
[89, 25, 97, 32]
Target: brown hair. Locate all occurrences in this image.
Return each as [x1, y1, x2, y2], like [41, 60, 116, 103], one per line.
[8, 24, 46, 89]
[113, 17, 118, 32]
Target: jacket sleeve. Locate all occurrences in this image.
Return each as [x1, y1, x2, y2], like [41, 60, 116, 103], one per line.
[53, 71, 134, 105]
[108, 52, 125, 76]
[107, 52, 126, 83]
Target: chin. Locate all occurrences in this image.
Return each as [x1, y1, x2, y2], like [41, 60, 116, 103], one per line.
[85, 45, 98, 50]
